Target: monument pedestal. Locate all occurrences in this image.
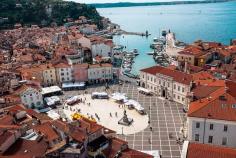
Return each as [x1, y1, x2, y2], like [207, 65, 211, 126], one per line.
[118, 110, 133, 126]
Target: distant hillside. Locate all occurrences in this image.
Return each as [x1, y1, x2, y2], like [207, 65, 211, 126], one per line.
[91, 0, 235, 8]
[0, 0, 103, 29]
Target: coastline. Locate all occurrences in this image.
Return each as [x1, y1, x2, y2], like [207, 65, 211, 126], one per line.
[91, 0, 235, 8]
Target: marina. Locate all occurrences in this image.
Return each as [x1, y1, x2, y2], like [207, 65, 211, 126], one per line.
[113, 29, 185, 74]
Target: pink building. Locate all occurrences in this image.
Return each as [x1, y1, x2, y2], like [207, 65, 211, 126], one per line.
[73, 63, 88, 82]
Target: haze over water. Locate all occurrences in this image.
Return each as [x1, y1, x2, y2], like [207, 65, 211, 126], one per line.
[98, 1, 236, 74]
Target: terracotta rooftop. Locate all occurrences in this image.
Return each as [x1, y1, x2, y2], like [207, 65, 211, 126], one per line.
[191, 85, 221, 100]
[103, 137, 153, 158]
[33, 122, 59, 141]
[79, 118, 103, 134]
[2, 138, 48, 158]
[0, 130, 14, 147]
[89, 63, 112, 68]
[226, 80, 236, 99]
[70, 129, 86, 143]
[192, 71, 215, 81]
[141, 66, 192, 85]
[188, 87, 236, 121]
[51, 119, 69, 133]
[187, 142, 236, 158]
[178, 46, 205, 57]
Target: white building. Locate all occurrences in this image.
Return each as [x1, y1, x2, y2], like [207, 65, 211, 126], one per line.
[90, 36, 113, 57]
[140, 66, 192, 105]
[91, 43, 112, 57]
[16, 85, 43, 109]
[88, 64, 113, 84]
[77, 35, 91, 49]
[187, 87, 236, 148]
[54, 63, 73, 84]
[40, 64, 57, 86]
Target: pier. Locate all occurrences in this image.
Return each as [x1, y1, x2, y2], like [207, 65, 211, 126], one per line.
[114, 29, 151, 37]
[165, 32, 185, 57]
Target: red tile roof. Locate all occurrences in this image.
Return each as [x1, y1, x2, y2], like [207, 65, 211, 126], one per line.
[121, 148, 153, 158]
[141, 66, 192, 85]
[0, 131, 14, 146]
[178, 46, 204, 57]
[192, 71, 215, 81]
[33, 122, 59, 141]
[103, 137, 153, 158]
[188, 87, 236, 121]
[187, 142, 236, 158]
[2, 138, 48, 158]
[70, 130, 86, 143]
[79, 118, 103, 134]
[225, 80, 236, 99]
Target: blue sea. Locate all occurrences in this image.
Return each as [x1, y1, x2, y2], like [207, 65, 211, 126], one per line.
[98, 1, 236, 74]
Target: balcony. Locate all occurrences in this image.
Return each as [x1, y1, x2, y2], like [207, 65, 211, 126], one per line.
[87, 135, 109, 157]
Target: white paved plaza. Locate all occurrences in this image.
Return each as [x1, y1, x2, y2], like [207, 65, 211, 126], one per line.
[63, 94, 149, 135]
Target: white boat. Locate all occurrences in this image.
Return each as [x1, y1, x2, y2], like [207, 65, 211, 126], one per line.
[124, 68, 131, 72]
[147, 51, 155, 55]
[133, 49, 139, 56]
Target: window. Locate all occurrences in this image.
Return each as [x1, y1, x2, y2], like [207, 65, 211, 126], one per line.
[159, 80, 161, 84]
[182, 87, 184, 93]
[174, 84, 176, 89]
[196, 122, 200, 128]
[143, 75, 145, 79]
[178, 86, 180, 91]
[222, 137, 227, 145]
[189, 57, 191, 60]
[61, 73, 64, 76]
[173, 94, 176, 98]
[210, 124, 214, 130]
[168, 82, 170, 87]
[182, 97, 185, 102]
[208, 136, 213, 143]
[61, 69, 64, 71]
[223, 125, 228, 132]
[178, 96, 180, 100]
[195, 134, 199, 141]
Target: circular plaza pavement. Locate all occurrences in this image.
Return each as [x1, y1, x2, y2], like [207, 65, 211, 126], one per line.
[63, 94, 149, 135]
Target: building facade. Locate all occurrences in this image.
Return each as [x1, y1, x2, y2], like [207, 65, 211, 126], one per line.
[88, 64, 113, 84]
[140, 66, 192, 105]
[55, 63, 73, 84]
[187, 87, 236, 148]
[17, 86, 43, 109]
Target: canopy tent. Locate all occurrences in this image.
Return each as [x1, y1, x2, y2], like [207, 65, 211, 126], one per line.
[66, 96, 80, 105]
[125, 99, 144, 111]
[41, 86, 62, 96]
[111, 92, 128, 102]
[62, 82, 86, 90]
[137, 87, 151, 94]
[47, 110, 60, 120]
[44, 96, 60, 106]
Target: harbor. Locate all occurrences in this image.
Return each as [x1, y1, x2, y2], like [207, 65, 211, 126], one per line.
[112, 29, 185, 76]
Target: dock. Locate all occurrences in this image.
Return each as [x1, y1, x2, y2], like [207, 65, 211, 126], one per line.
[165, 32, 185, 57]
[114, 30, 151, 37]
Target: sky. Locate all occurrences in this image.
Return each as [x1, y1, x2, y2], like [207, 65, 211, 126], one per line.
[65, 0, 183, 4]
